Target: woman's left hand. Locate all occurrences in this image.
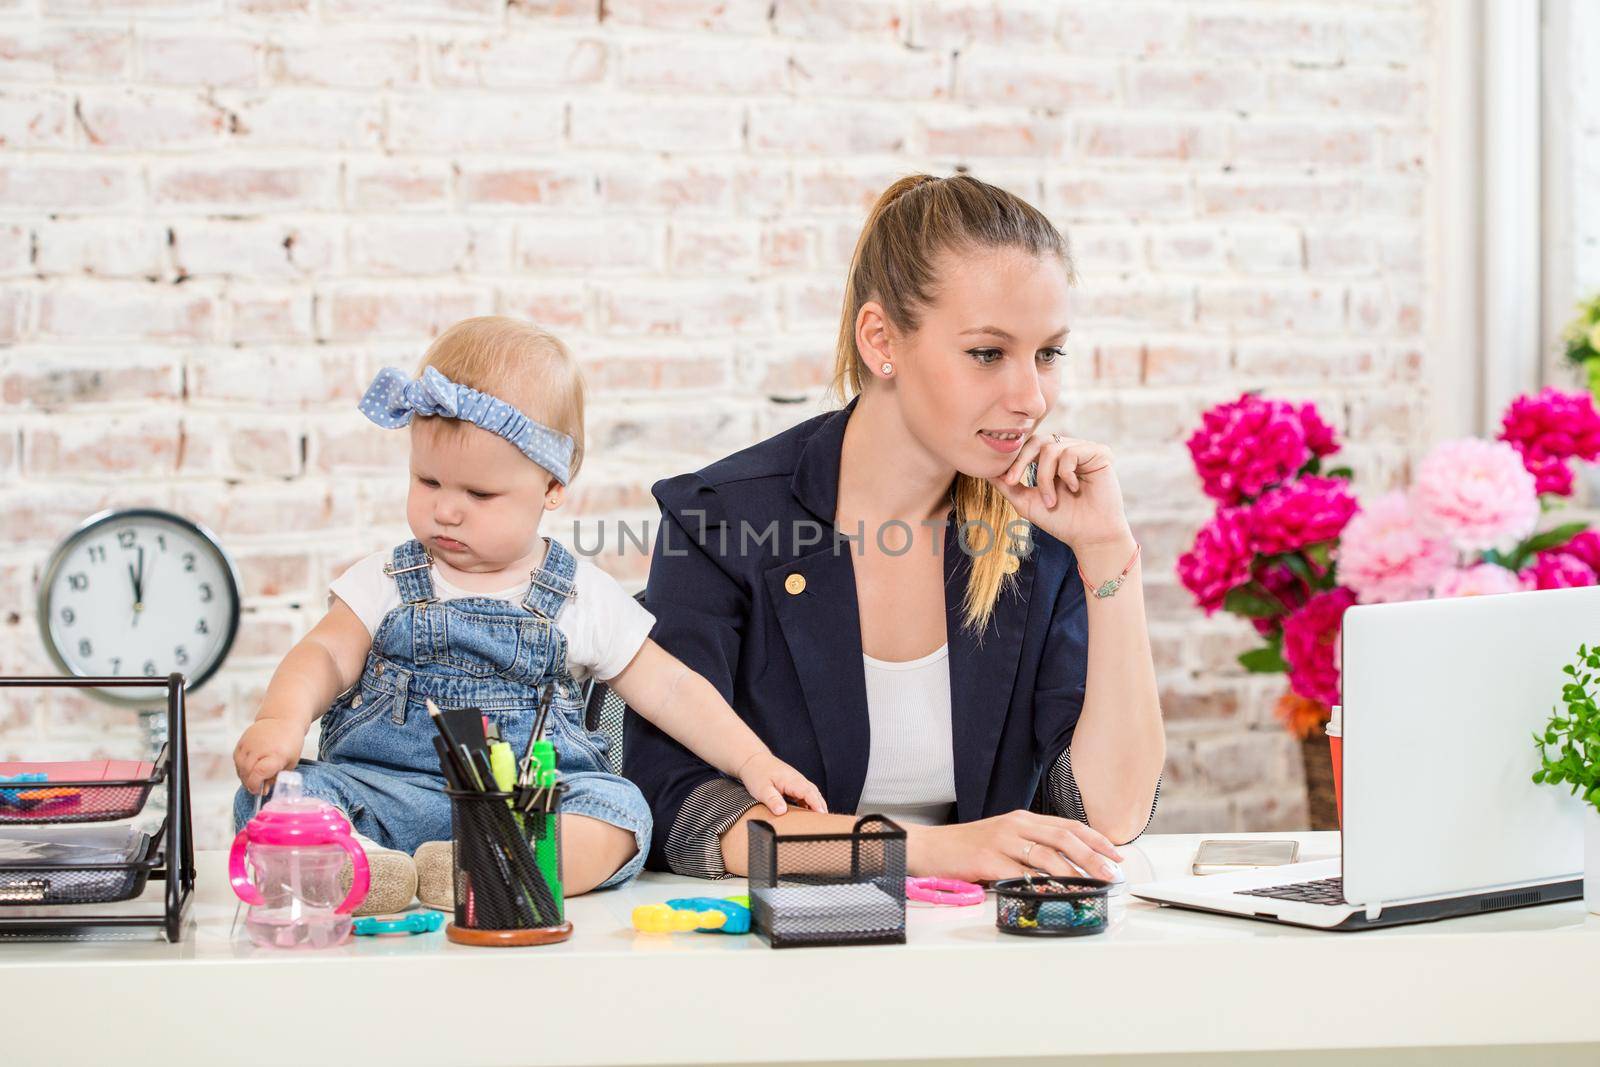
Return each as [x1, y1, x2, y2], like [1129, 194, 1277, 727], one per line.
[986, 432, 1133, 551]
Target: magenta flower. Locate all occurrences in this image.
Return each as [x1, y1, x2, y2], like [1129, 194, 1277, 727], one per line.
[1412, 439, 1539, 554]
[1558, 530, 1600, 574]
[1497, 388, 1600, 497]
[1520, 552, 1598, 590]
[1298, 402, 1340, 459]
[1282, 587, 1357, 707]
[1433, 564, 1527, 598]
[1186, 393, 1340, 505]
[1177, 507, 1255, 615]
[1335, 491, 1457, 603]
[1249, 476, 1359, 557]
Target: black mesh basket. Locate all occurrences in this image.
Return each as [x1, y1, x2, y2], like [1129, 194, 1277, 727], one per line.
[0, 831, 160, 906]
[446, 786, 565, 934]
[993, 876, 1110, 937]
[747, 815, 906, 948]
[0, 746, 167, 825]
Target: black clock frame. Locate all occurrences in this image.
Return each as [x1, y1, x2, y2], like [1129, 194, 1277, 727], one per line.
[37, 507, 242, 704]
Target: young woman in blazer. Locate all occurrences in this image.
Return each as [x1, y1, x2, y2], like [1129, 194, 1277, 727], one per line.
[625, 174, 1165, 882]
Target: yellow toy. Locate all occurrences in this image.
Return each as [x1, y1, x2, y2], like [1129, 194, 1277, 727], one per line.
[631, 903, 728, 934]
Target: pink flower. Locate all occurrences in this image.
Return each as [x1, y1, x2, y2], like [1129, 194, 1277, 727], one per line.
[1249, 476, 1359, 556]
[1433, 563, 1527, 598]
[1558, 530, 1600, 573]
[1282, 587, 1357, 707]
[1334, 491, 1457, 603]
[1497, 388, 1600, 497]
[1177, 507, 1255, 614]
[1519, 552, 1598, 590]
[1516, 453, 1577, 497]
[1298, 403, 1340, 459]
[1412, 439, 1539, 554]
[1186, 394, 1339, 505]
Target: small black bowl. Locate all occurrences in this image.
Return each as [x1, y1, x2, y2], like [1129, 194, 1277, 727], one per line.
[993, 876, 1111, 937]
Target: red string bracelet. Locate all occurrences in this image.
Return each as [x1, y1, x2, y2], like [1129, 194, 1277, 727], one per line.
[1079, 542, 1141, 599]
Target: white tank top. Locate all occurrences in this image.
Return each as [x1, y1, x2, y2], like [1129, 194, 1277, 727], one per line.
[857, 643, 956, 826]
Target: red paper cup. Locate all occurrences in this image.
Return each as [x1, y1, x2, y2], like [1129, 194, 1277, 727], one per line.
[1327, 704, 1343, 828]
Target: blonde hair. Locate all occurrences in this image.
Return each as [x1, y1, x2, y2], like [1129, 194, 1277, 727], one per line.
[828, 174, 1077, 634]
[414, 316, 586, 482]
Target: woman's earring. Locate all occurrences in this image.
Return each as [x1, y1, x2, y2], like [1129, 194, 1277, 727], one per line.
[881, 362, 894, 376]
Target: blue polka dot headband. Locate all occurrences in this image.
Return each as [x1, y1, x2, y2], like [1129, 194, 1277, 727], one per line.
[358, 366, 576, 485]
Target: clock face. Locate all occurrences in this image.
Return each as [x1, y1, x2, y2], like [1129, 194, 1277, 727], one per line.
[40, 509, 240, 702]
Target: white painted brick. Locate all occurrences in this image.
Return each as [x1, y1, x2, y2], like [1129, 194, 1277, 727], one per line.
[170, 220, 337, 279]
[0, 224, 29, 275]
[266, 32, 420, 88]
[432, 33, 606, 88]
[0, 27, 131, 82]
[139, 31, 262, 87]
[0, 89, 74, 148]
[957, 50, 1119, 109]
[225, 92, 384, 151]
[0, 164, 135, 211]
[570, 99, 744, 154]
[33, 220, 170, 278]
[150, 162, 338, 211]
[387, 96, 564, 153]
[789, 41, 948, 101]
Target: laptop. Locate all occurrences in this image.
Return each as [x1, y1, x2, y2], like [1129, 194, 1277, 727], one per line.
[1133, 585, 1592, 930]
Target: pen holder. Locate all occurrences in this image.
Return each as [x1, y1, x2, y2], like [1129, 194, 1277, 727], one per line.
[443, 785, 570, 947]
[746, 814, 907, 948]
[993, 876, 1110, 937]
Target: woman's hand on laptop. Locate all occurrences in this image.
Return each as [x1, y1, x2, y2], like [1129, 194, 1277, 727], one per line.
[907, 810, 1124, 883]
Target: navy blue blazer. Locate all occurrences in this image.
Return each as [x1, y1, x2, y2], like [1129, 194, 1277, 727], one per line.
[623, 397, 1091, 872]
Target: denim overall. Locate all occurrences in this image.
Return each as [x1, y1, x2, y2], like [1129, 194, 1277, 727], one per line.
[233, 537, 651, 890]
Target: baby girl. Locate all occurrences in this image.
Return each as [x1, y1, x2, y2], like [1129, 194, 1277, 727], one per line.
[232, 316, 824, 911]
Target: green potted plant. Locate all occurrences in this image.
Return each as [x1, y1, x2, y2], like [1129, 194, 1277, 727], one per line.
[1532, 642, 1600, 914]
[1562, 291, 1600, 402]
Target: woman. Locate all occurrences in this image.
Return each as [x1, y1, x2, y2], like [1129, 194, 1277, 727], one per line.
[624, 174, 1165, 882]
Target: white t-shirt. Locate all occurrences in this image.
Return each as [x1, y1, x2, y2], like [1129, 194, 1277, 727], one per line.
[328, 544, 656, 684]
[856, 643, 957, 826]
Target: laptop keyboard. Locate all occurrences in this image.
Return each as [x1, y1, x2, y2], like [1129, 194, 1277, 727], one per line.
[1238, 876, 1345, 906]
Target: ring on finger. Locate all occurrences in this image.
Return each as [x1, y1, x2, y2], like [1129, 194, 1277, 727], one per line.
[1021, 840, 1036, 866]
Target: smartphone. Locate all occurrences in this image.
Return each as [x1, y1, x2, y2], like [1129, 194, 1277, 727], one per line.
[1190, 838, 1300, 876]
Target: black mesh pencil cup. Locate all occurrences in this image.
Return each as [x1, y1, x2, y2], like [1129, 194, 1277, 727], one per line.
[993, 876, 1110, 937]
[747, 814, 906, 948]
[444, 784, 569, 947]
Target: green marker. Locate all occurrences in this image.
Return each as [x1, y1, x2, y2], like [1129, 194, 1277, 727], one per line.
[529, 738, 563, 916]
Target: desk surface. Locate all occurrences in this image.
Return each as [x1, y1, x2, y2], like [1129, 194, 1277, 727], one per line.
[3, 831, 1597, 1065]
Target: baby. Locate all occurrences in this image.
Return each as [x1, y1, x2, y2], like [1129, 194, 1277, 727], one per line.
[232, 316, 824, 909]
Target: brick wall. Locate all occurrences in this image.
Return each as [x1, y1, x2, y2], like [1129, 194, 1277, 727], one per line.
[0, 0, 1437, 849]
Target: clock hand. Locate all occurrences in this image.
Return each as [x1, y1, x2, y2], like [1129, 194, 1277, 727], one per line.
[127, 559, 141, 627]
[136, 546, 145, 604]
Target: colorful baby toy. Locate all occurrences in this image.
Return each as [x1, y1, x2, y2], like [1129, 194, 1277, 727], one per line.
[631, 895, 752, 935]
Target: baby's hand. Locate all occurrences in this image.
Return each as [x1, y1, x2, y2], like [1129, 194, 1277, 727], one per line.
[735, 751, 828, 817]
[234, 718, 307, 795]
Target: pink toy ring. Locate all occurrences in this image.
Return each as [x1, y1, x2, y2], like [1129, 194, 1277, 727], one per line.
[905, 876, 986, 906]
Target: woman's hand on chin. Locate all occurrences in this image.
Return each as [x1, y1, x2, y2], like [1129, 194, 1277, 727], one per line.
[987, 433, 1133, 552]
[907, 810, 1124, 884]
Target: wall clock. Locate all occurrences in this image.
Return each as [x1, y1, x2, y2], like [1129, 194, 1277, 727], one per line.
[38, 508, 241, 704]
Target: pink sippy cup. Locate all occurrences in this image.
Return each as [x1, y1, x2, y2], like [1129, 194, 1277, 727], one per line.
[229, 770, 370, 949]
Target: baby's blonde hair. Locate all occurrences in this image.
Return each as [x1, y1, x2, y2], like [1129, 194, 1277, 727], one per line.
[414, 316, 586, 482]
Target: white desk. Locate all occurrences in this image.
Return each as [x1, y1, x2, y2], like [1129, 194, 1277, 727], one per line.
[3, 831, 1598, 1066]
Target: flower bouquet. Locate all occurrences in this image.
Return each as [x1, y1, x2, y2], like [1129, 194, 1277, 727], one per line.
[1177, 389, 1600, 828]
